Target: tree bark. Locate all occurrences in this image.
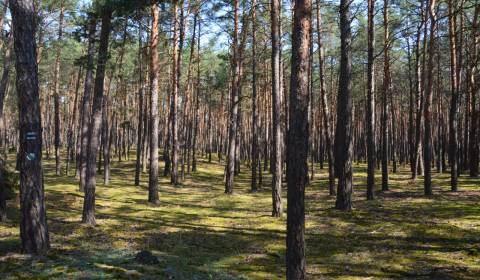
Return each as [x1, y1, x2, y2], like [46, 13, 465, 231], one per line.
[448, 0, 459, 191]
[11, 0, 50, 253]
[82, 11, 112, 225]
[469, 5, 479, 177]
[271, 0, 282, 217]
[225, 0, 240, 194]
[366, 0, 376, 199]
[79, 15, 97, 192]
[135, 18, 145, 186]
[381, 0, 390, 191]
[0, 32, 13, 222]
[250, 0, 258, 192]
[148, 3, 160, 204]
[286, 0, 311, 278]
[334, 0, 354, 211]
[192, 11, 201, 173]
[315, 0, 335, 195]
[53, 0, 64, 176]
[424, 0, 437, 196]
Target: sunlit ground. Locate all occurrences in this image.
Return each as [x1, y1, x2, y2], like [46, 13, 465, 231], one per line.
[1, 152, 479, 279]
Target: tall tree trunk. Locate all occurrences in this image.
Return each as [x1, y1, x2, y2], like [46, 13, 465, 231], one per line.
[381, 0, 390, 191]
[148, 3, 160, 204]
[251, 0, 258, 192]
[469, 5, 479, 177]
[101, 95, 110, 185]
[366, 0, 376, 199]
[413, 0, 426, 180]
[82, 11, 112, 225]
[53, 0, 64, 176]
[225, 0, 240, 194]
[79, 15, 97, 192]
[0, 32, 13, 222]
[286, 0, 311, 278]
[424, 0, 437, 195]
[334, 0, 354, 211]
[171, 1, 184, 186]
[66, 65, 82, 176]
[135, 18, 145, 186]
[192, 13, 201, 172]
[407, 36, 416, 177]
[448, 0, 459, 191]
[316, 1, 334, 195]
[11, 0, 50, 253]
[271, 0, 282, 217]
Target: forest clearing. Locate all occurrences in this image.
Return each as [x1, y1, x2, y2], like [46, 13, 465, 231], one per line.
[0, 0, 479, 279]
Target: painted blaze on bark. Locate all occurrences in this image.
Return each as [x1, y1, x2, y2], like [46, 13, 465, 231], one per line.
[11, 0, 50, 253]
[286, 0, 311, 278]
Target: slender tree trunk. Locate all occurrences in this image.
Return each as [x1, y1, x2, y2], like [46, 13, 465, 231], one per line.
[66, 65, 82, 176]
[135, 19, 145, 186]
[53, 0, 64, 176]
[315, 1, 335, 195]
[469, 5, 479, 177]
[11, 0, 50, 253]
[251, 0, 258, 192]
[366, 0, 376, 199]
[101, 95, 110, 185]
[424, 0, 437, 196]
[382, 0, 391, 191]
[171, 1, 185, 186]
[334, 0, 354, 211]
[80, 15, 97, 192]
[225, 0, 240, 194]
[271, 0, 282, 217]
[413, 0, 426, 180]
[192, 14, 201, 173]
[0, 32, 13, 222]
[448, 0, 459, 191]
[148, 3, 160, 204]
[381, 0, 390, 191]
[82, 11, 112, 225]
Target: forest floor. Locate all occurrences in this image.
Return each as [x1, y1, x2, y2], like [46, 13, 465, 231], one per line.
[1, 154, 479, 279]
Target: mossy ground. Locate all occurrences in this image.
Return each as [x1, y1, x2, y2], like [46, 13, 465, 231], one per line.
[1, 153, 479, 279]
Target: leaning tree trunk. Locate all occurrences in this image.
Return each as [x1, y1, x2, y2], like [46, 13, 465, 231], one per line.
[148, 3, 160, 204]
[11, 0, 50, 253]
[334, 0, 354, 211]
[82, 11, 112, 225]
[271, 0, 283, 217]
[286, 0, 311, 278]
